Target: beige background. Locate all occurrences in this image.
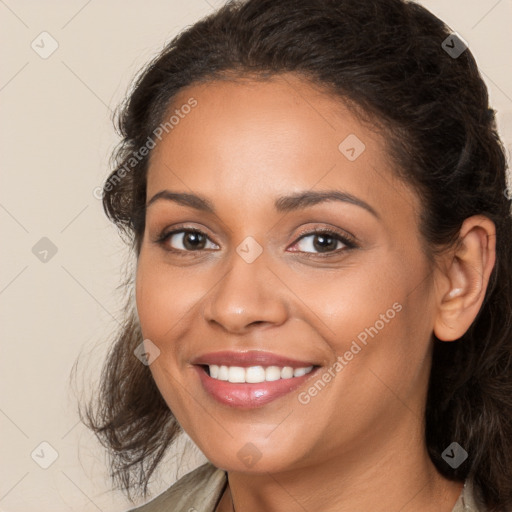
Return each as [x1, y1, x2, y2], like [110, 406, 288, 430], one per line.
[1, 1, 511, 511]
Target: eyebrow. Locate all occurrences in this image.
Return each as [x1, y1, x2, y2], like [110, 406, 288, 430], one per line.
[146, 189, 379, 218]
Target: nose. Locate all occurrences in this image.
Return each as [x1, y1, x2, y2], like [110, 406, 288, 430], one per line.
[202, 251, 289, 334]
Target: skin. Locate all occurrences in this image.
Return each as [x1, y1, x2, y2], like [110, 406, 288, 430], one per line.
[135, 73, 496, 512]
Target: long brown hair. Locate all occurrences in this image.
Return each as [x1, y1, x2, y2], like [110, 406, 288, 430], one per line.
[80, 0, 512, 508]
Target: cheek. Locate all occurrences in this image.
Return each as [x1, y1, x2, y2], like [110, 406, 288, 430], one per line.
[291, 256, 403, 342]
[311, 248, 433, 381]
[135, 255, 202, 341]
[135, 255, 200, 424]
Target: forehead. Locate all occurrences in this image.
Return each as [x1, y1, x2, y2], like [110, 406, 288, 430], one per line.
[146, 74, 417, 219]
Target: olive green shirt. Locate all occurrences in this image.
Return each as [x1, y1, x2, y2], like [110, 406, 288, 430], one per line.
[128, 462, 486, 511]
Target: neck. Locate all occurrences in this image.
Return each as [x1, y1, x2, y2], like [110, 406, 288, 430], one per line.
[217, 416, 463, 512]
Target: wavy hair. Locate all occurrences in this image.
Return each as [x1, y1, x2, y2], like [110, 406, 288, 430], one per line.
[80, 0, 512, 508]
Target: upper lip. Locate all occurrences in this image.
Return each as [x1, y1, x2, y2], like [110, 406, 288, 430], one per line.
[191, 350, 318, 368]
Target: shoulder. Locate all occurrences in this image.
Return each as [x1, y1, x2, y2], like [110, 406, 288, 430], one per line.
[127, 462, 227, 512]
[451, 480, 489, 512]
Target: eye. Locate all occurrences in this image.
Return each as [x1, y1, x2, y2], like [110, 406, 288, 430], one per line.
[156, 229, 219, 253]
[289, 229, 356, 255]
[154, 226, 357, 257]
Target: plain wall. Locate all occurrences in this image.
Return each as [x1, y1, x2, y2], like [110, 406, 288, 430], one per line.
[1, 1, 511, 510]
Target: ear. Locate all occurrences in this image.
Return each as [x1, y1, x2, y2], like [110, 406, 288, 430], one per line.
[433, 215, 496, 342]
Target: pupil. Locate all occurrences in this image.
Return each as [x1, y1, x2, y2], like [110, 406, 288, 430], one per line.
[313, 234, 336, 252]
[184, 232, 205, 250]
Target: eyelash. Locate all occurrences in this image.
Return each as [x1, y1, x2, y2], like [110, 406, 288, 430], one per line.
[153, 225, 358, 259]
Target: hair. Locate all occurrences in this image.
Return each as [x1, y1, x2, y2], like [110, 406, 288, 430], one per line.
[80, 0, 512, 508]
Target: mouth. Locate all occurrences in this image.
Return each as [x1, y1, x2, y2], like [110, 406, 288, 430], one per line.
[191, 351, 321, 408]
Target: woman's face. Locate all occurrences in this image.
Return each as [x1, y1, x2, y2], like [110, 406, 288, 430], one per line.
[136, 74, 437, 473]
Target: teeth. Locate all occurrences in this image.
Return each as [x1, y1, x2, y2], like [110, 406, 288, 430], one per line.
[228, 366, 245, 383]
[246, 366, 266, 383]
[217, 365, 229, 381]
[266, 366, 282, 381]
[210, 365, 220, 379]
[207, 364, 314, 383]
[293, 367, 309, 377]
[281, 366, 294, 379]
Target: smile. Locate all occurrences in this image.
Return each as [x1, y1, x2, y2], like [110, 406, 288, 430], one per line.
[191, 351, 320, 408]
[206, 364, 314, 383]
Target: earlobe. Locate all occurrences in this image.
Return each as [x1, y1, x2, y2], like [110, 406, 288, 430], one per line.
[433, 216, 496, 342]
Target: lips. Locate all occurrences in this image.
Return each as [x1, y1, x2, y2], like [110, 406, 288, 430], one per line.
[191, 351, 320, 408]
[191, 350, 317, 368]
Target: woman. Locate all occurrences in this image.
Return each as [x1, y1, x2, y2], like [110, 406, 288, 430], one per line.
[82, 0, 512, 510]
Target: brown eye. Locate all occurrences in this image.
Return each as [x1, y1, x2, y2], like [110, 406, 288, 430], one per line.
[292, 231, 350, 254]
[161, 230, 219, 252]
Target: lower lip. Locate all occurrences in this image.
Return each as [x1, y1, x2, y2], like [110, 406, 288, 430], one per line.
[194, 365, 319, 409]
